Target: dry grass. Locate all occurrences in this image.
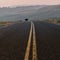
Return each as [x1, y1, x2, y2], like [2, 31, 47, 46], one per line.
[0, 21, 15, 26]
[42, 19, 60, 25]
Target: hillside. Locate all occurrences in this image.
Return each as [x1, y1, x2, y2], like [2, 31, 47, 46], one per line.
[0, 5, 60, 21]
[32, 5, 60, 20]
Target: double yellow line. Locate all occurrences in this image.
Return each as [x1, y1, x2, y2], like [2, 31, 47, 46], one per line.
[24, 22, 38, 60]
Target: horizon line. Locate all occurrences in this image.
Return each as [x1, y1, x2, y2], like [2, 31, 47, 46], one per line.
[0, 4, 60, 8]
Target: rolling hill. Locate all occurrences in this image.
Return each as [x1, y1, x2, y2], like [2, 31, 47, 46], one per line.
[0, 5, 60, 21]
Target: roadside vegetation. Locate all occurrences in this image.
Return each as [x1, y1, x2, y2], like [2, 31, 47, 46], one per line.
[43, 18, 60, 25]
[0, 21, 15, 26]
[0, 20, 24, 26]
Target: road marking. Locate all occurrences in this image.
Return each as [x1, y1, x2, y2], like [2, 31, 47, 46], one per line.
[24, 22, 38, 60]
[32, 22, 38, 60]
[24, 22, 33, 60]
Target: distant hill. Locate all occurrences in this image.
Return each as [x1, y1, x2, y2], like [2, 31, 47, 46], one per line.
[0, 5, 60, 21]
[32, 5, 60, 20]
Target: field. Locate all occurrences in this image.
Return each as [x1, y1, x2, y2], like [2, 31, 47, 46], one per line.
[0, 21, 16, 26]
[43, 18, 60, 25]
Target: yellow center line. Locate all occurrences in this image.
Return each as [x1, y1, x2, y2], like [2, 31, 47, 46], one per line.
[24, 22, 38, 60]
[24, 22, 33, 60]
[32, 22, 38, 60]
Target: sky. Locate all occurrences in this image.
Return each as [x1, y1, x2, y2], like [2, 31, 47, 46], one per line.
[0, 0, 60, 7]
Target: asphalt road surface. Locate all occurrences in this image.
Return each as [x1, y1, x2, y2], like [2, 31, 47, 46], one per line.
[0, 22, 31, 60]
[0, 21, 60, 60]
[34, 21, 60, 60]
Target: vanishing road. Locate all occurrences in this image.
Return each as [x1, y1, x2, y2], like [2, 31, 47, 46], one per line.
[0, 21, 60, 60]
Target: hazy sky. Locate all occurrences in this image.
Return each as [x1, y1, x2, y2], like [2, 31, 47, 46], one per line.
[0, 0, 60, 7]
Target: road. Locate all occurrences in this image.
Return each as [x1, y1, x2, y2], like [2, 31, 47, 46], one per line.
[0, 22, 31, 60]
[0, 21, 60, 60]
[34, 21, 60, 60]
